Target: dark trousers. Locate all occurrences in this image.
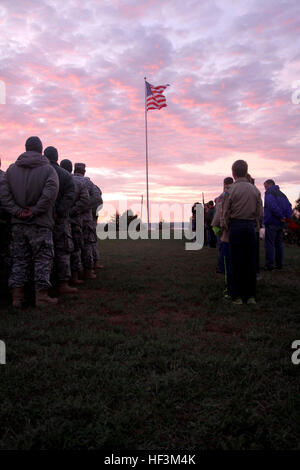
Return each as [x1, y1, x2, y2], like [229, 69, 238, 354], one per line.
[256, 232, 260, 274]
[265, 224, 283, 269]
[223, 241, 233, 297]
[229, 219, 257, 301]
[208, 227, 217, 248]
[217, 238, 225, 273]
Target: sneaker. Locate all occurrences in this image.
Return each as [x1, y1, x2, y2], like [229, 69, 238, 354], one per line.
[232, 297, 243, 305]
[247, 297, 256, 305]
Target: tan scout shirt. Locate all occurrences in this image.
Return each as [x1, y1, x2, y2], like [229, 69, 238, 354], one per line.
[212, 192, 230, 243]
[223, 177, 261, 230]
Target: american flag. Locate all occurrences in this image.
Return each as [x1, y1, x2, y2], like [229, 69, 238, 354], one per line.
[145, 81, 169, 111]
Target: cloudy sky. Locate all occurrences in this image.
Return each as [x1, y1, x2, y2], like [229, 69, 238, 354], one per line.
[0, 0, 300, 221]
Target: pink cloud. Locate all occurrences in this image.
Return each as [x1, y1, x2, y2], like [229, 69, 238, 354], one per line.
[0, 0, 299, 222]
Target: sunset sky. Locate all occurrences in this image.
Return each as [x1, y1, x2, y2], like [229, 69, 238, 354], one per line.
[0, 0, 300, 222]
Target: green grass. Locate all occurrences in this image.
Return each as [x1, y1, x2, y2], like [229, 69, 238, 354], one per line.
[0, 238, 300, 450]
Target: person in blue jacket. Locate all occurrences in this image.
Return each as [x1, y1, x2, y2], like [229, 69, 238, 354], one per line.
[263, 179, 293, 270]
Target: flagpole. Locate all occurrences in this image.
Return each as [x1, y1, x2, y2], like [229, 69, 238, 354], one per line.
[144, 77, 150, 231]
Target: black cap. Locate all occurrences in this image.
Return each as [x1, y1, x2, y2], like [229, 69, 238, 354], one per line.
[44, 146, 58, 163]
[25, 136, 43, 153]
[60, 159, 73, 173]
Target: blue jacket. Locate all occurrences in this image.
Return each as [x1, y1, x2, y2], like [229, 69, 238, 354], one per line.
[264, 185, 293, 226]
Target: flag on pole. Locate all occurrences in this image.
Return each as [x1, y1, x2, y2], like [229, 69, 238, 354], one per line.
[145, 81, 169, 111]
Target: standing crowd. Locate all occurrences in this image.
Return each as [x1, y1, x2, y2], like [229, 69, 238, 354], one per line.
[193, 159, 293, 305]
[0, 136, 103, 308]
[0, 144, 294, 309]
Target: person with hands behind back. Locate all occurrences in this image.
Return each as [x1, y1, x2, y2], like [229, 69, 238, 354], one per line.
[0, 136, 59, 308]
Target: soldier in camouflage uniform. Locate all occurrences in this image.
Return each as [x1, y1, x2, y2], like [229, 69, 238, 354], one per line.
[0, 137, 59, 308]
[0, 159, 11, 296]
[60, 159, 90, 285]
[44, 147, 77, 295]
[73, 163, 100, 279]
[89, 182, 103, 269]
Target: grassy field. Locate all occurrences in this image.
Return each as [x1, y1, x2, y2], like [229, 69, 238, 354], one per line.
[0, 236, 300, 450]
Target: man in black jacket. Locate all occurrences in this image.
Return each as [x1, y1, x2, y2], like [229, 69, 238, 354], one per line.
[44, 146, 77, 294]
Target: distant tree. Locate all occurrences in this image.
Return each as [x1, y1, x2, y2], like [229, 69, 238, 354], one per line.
[111, 210, 120, 230]
[105, 209, 141, 234]
[120, 210, 137, 229]
[104, 210, 119, 232]
[294, 197, 300, 221]
[283, 197, 300, 246]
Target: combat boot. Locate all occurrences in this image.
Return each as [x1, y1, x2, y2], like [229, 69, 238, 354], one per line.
[36, 290, 58, 307]
[71, 271, 84, 285]
[84, 269, 97, 279]
[58, 282, 78, 294]
[12, 287, 24, 308]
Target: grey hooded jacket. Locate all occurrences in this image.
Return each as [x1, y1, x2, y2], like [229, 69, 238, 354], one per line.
[0, 151, 59, 228]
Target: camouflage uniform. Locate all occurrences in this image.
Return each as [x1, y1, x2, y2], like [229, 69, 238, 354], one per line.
[69, 176, 89, 273]
[91, 183, 103, 264]
[82, 219, 96, 269]
[44, 149, 75, 283]
[9, 225, 54, 290]
[0, 149, 59, 293]
[0, 170, 11, 291]
[73, 172, 97, 270]
[53, 218, 74, 281]
[91, 217, 100, 263]
[71, 224, 83, 272]
[0, 206, 11, 277]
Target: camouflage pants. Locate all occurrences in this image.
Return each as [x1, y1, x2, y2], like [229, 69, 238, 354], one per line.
[9, 224, 54, 291]
[92, 242, 100, 263]
[70, 223, 83, 273]
[53, 219, 74, 281]
[91, 217, 100, 263]
[0, 218, 11, 263]
[81, 223, 96, 269]
[0, 218, 11, 290]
